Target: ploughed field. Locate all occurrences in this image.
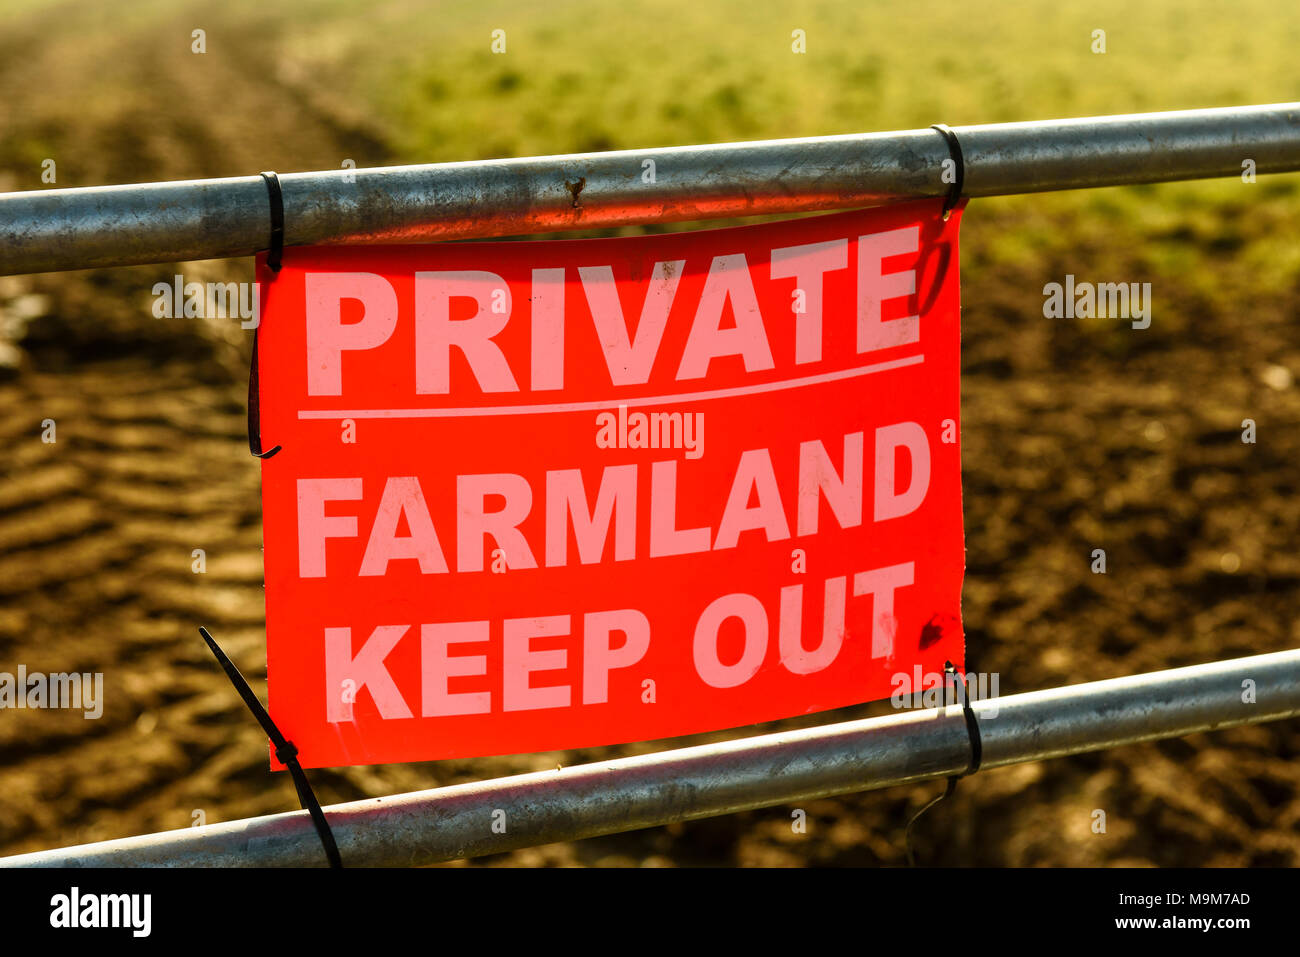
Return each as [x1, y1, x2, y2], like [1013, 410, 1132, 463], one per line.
[1, 0, 1300, 865]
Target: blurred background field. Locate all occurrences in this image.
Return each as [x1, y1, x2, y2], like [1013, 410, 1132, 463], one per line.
[1, 0, 1299, 865]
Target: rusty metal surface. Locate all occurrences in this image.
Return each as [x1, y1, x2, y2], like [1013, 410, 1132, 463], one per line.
[4, 648, 1297, 867]
[2, 103, 1298, 275]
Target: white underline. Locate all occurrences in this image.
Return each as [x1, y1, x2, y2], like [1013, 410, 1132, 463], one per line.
[296, 354, 924, 420]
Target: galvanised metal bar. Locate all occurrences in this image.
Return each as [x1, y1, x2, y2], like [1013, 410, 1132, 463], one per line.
[2, 102, 1298, 276]
[4, 648, 1297, 867]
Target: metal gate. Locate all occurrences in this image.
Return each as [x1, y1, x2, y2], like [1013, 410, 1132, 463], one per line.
[2, 102, 1299, 867]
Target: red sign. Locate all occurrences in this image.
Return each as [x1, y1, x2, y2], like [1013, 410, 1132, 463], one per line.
[256, 199, 966, 769]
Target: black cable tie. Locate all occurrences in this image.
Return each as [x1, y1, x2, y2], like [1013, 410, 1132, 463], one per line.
[260, 171, 285, 274]
[246, 328, 281, 459]
[954, 660, 984, 776]
[904, 659, 982, 866]
[198, 626, 342, 868]
[929, 124, 965, 220]
[247, 172, 283, 460]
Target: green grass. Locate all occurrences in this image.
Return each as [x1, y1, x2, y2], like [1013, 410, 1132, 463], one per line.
[241, 0, 1300, 279]
[271, 0, 1300, 159]
[2, 0, 1299, 312]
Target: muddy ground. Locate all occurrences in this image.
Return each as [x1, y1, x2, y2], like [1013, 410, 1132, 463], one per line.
[1, 2, 1299, 867]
